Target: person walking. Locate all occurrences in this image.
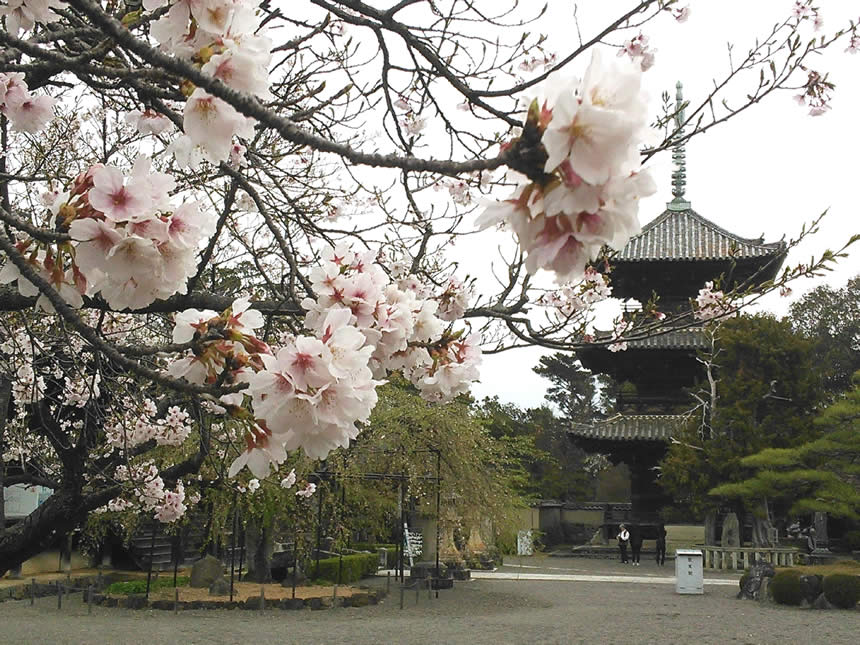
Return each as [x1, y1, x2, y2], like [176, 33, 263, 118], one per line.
[617, 524, 630, 564]
[630, 525, 643, 566]
[655, 523, 667, 566]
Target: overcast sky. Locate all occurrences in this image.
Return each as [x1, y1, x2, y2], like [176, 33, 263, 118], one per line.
[470, 0, 860, 409]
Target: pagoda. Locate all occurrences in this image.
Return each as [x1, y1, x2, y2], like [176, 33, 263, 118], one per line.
[571, 82, 787, 522]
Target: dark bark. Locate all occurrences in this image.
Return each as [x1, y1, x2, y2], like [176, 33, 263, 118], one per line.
[244, 518, 274, 583]
[0, 484, 118, 576]
[0, 377, 11, 526]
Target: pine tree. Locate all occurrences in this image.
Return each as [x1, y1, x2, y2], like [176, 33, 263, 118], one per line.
[711, 371, 860, 520]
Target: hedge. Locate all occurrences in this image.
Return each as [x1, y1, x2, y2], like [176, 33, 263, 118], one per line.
[822, 574, 860, 609]
[770, 570, 804, 606]
[351, 543, 398, 569]
[105, 576, 190, 595]
[310, 553, 379, 584]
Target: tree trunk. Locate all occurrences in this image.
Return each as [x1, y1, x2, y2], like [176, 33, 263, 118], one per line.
[0, 376, 11, 527]
[704, 511, 718, 546]
[750, 498, 776, 548]
[244, 518, 273, 583]
[0, 488, 85, 576]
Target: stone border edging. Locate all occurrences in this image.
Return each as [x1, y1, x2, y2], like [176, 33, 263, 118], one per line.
[87, 587, 386, 611]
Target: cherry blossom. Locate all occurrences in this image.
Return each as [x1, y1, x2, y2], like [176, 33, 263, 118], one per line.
[0, 73, 56, 133]
[280, 469, 297, 489]
[477, 50, 655, 283]
[694, 281, 734, 320]
[0, 0, 62, 36]
[183, 89, 255, 163]
[124, 109, 173, 136]
[296, 482, 317, 499]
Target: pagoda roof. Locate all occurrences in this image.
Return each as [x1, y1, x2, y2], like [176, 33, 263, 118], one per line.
[615, 208, 785, 263]
[569, 414, 686, 442]
[621, 327, 708, 350]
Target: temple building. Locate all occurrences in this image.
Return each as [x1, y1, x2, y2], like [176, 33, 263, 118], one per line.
[571, 83, 787, 524]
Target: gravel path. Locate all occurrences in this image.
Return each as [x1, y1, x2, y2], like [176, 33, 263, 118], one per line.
[1, 557, 857, 645]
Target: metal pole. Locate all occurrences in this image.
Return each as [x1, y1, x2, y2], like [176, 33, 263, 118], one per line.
[172, 531, 180, 587]
[174, 587, 179, 614]
[229, 494, 238, 603]
[435, 450, 441, 599]
[399, 477, 406, 583]
[260, 584, 265, 612]
[56, 581, 61, 610]
[30, 578, 35, 605]
[238, 521, 246, 581]
[145, 523, 156, 599]
[87, 584, 93, 615]
[337, 482, 345, 586]
[315, 481, 323, 579]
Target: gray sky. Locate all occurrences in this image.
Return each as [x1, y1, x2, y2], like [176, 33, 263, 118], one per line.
[471, 0, 859, 409]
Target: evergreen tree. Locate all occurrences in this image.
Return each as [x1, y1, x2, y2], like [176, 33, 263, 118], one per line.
[711, 371, 860, 520]
[789, 276, 860, 395]
[659, 315, 826, 534]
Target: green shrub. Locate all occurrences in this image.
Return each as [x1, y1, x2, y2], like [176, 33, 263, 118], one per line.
[842, 530, 860, 552]
[350, 543, 397, 568]
[105, 576, 190, 595]
[770, 569, 804, 606]
[310, 553, 379, 584]
[822, 574, 860, 609]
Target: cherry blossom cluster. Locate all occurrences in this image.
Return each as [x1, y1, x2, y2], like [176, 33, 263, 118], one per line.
[0, 0, 62, 36]
[165, 246, 480, 477]
[477, 50, 656, 283]
[536, 266, 612, 316]
[124, 109, 173, 136]
[0, 328, 47, 404]
[669, 5, 690, 23]
[0, 72, 56, 134]
[618, 33, 655, 72]
[302, 245, 481, 402]
[518, 51, 558, 73]
[694, 281, 734, 320]
[140, 0, 271, 165]
[792, 69, 834, 116]
[846, 34, 860, 54]
[607, 318, 632, 353]
[295, 482, 317, 499]
[0, 156, 216, 311]
[104, 400, 194, 449]
[107, 461, 191, 523]
[791, 1, 822, 30]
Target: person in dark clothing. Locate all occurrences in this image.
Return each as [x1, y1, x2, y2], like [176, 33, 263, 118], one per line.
[617, 524, 630, 563]
[655, 523, 667, 566]
[630, 525, 643, 566]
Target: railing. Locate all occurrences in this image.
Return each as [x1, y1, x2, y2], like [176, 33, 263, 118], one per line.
[698, 546, 800, 570]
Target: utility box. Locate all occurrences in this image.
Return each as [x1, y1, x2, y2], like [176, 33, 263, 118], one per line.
[675, 549, 704, 594]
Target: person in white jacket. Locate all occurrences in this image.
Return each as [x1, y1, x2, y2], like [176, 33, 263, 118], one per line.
[617, 524, 630, 564]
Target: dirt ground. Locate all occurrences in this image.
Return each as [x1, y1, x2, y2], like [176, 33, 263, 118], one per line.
[1, 556, 857, 645]
[145, 580, 359, 602]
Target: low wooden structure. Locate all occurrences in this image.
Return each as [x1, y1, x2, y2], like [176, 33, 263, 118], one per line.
[699, 546, 800, 570]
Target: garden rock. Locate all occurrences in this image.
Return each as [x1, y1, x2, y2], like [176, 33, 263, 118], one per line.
[190, 555, 223, 588]
[812, 593, 832, 610]
[756, 578, 773, 605]
[281, 564, 306, 587]
[737, 559, 775, 600]
[126, 594, 148, 610]
[721, 513, 741, 548]
[799, 574, 823, 605]
[208, 576, 231, 596]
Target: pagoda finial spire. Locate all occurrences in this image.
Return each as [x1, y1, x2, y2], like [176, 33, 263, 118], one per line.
[667, 81, 691, 211]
